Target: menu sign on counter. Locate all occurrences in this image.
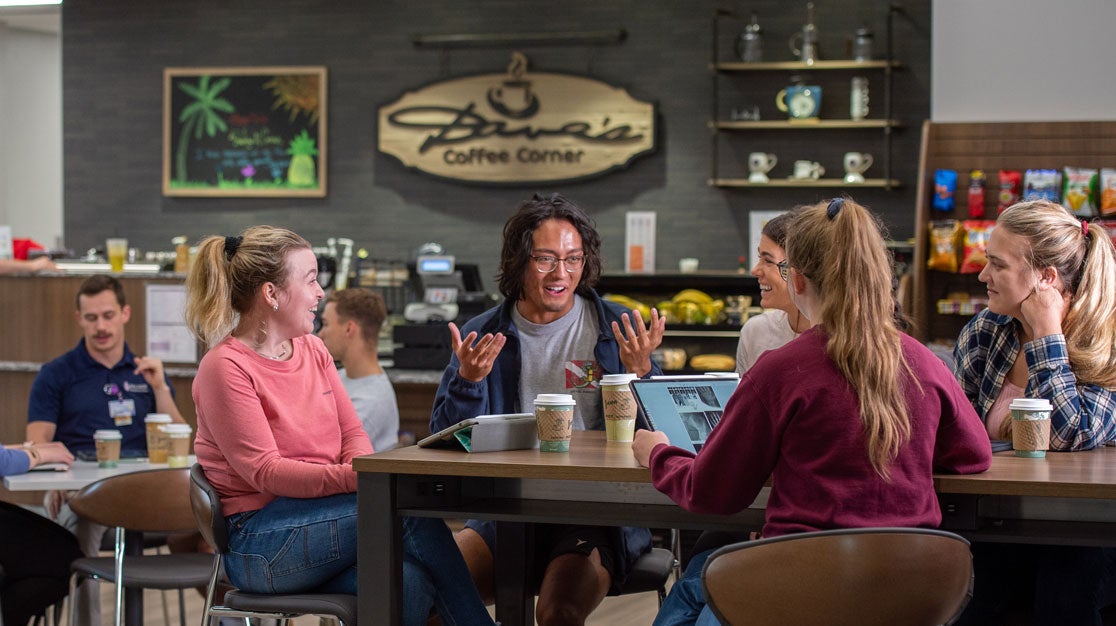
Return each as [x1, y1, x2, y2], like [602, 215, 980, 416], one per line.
[163, 66, 327, 198]
[378, 52, 657, 185]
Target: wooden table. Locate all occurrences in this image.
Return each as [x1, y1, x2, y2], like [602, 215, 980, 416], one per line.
[5, 457, 197, 626]
[354, 432, 1116, 626]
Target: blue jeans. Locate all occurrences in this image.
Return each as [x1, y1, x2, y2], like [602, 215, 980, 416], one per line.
[653, 548, 722, 626]
[225, 493, 494, 626]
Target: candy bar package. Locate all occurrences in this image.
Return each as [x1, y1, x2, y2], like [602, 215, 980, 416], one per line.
[1100, 169, 1116, 216]
[1062, 167, 1098, 217]
[959, 220, 995, 274]
[998, 170, 1022, 213]
[933, 169, 958, 212]
[968, 169, 986, 217]
[1022, 169, 1061, 203]
[927, 219, 961, 273]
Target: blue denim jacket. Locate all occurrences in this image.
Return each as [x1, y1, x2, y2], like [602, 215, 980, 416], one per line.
[429, 290, 660, 588]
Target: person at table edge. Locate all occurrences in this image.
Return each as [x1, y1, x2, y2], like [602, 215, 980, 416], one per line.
[429, 192, 666, 625]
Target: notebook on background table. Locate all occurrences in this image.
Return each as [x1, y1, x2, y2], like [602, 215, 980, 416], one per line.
[629, 376, 740, 453]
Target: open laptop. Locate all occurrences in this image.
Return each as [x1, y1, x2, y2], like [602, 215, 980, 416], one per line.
[630, 376, 740, 453]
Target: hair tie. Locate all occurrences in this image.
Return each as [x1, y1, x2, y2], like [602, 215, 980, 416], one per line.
[826, 197, 844, 220]
[224, 236, 242, 260]
[1082, 220, 1089, 237]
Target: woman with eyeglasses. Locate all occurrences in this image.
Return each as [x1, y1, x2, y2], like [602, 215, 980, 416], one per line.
[634, 197, 992, 626]
[952, 200, 1116, 626]
[736, 206, 811, 375]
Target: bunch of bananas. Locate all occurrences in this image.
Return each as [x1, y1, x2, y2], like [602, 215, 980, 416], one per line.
[601, 293, 652, 320]
[656, 289, 726, 325]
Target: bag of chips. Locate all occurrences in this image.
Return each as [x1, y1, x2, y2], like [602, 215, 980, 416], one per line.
[927, 220, 961, 273]
[1022, 169, 1061, 203]
[998, 170, 1022, 213]
[968, 170, 986, 217]
[1063, 167, 1098, 217]
[959, 220, 995, 274]
[1099, 169, 1116, 216]
[933, 169, 958, 212]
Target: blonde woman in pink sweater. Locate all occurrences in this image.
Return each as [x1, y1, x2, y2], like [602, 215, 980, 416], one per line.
[185, 226, 493, 626]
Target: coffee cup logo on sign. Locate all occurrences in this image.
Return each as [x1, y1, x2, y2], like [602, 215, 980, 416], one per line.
[843, 152, 873, 183]
[748, 152, 778, 183]
[791, 160, 825, 180]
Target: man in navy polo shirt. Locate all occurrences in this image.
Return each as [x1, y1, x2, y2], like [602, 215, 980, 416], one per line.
[26, 274, 186, 626]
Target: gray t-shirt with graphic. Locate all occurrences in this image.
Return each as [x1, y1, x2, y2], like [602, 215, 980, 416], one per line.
[512, 295, 604, 430]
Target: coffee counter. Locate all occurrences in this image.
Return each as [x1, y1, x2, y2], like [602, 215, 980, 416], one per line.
[0, 274, 446, 446]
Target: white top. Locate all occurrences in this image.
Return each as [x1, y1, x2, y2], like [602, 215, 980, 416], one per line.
[340, 370, 400, 453]
[736, 309, 799, 375]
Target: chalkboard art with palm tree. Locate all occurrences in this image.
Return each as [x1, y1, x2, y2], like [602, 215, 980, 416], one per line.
[163, 66, 326, 197]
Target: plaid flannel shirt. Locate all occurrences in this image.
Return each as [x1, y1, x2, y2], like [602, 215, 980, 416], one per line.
[953, 309, 1116, 451]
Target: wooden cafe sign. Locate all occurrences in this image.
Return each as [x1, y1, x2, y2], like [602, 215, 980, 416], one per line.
[377, 52, 657, 185]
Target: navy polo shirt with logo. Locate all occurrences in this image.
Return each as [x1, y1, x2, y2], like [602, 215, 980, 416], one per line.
[27, 339, 174, 457]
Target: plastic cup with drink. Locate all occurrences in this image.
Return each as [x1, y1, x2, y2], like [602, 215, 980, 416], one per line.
[106, 238, 128, 273]
[534, 393, 575, 453]
[93, 429, 123, 468]
[161, 423, 193, 467]
[144, 413, 173, 463]
[1011, 398, 1053, 458]
[601, 373, 639, 443]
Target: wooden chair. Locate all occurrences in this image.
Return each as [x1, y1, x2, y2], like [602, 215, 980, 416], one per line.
[189, 464, 357, 626]
[702, 527, 974, 626]
[67, 468, 214, 626]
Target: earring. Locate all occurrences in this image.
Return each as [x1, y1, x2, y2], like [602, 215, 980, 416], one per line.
[272, 303, 279, 312]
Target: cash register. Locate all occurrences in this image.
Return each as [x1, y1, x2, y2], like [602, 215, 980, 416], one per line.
[393, 254, 492, 369]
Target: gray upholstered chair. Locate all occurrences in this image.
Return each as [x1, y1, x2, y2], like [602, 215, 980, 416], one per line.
[188, 464, 357, 626]
[702, 527, 974, 626]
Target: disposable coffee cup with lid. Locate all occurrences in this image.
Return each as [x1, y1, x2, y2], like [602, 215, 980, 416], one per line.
[161, 423, 193, 467]
[93, 429, 123, 468]
[1010, 398, 1053, 458]
[534, 394, 575, 452]
[601, 374, 639, 443]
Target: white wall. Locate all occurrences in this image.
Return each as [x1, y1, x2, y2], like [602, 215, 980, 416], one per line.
[0, 22, 62, 249]
[933, 0, 1116, 122]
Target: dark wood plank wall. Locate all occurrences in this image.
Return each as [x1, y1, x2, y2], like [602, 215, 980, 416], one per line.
[61, 0, 931, 284]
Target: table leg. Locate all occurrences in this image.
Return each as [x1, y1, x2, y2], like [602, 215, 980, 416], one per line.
[494, 521, 533, 626]
[123, 530, 144, 626]
[359, 472, 403, 626]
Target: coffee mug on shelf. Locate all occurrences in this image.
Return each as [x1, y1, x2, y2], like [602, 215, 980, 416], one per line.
[843, 152, 873, 183]
[748, 152, 778, 183]
[791, 160, 825, 180]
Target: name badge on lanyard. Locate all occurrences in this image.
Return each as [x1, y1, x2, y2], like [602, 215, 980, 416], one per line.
[109, 398, 136, 427]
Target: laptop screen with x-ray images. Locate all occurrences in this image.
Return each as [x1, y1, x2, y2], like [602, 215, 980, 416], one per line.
[629, 376, 740, 454]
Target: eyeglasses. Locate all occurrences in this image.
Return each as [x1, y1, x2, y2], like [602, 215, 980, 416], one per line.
[776, 260, 791, 282]
[531, 255, 584, 273]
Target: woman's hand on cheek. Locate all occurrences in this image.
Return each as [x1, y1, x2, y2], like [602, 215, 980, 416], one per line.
[1020, 283, 1068, 339]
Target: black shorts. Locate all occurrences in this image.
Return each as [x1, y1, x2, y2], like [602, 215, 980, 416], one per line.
[531, 523, 619, 591]
[464, 519, 621, 593]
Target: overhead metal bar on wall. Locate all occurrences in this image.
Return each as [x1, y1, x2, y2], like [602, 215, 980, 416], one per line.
[411, 30, 627, 49]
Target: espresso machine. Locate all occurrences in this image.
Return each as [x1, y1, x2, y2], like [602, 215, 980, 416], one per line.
[392, 253, 493, 369]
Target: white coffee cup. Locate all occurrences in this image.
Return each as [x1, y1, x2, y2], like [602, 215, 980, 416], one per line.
[791, 160, 825, 180]
[748, 152, 777, 183]
[843, 152, 873, 183]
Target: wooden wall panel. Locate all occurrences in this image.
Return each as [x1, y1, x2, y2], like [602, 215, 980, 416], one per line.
[911, 120, 1116, 343]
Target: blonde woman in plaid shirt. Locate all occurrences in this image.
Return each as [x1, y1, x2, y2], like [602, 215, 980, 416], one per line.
[953, 199, 1116, 626]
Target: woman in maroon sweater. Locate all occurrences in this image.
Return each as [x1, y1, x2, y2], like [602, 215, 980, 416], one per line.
[634, 197, 993, 626]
